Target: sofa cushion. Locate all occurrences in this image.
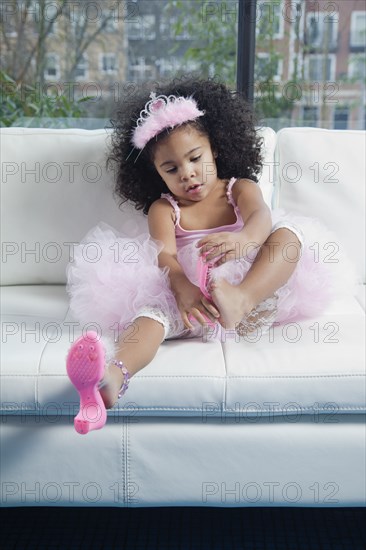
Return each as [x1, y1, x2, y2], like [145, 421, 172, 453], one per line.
[0, 127, 276, 286]
[1, 285, 364, 418]
[273, 128, 366, 284]
[0, 128, 146, 286]
[355, 284, 365, 311]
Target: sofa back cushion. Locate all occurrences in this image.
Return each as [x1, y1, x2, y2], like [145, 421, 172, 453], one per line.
[273, 128, 365, 284]
[1, 128, 145, 285]
[0, 127, 276, 285]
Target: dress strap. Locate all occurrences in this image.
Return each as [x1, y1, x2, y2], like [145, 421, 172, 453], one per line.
[226, 177, 239, 209]
[160, 193, 181, 226]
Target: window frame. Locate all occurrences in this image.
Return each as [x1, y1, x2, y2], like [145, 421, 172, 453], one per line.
[44, 53, 60, 80]
[305, 53, 336, 82]
[305, 10, 339, 50]
[333, 106, 350, 130]
[348, 54, 366, 80]
[350, 11, 366, 48]
[127, 13, 156, 41]
[74, 53, 89, 81]
[255, 52, 283, 82]
[99, 53, 118, 75]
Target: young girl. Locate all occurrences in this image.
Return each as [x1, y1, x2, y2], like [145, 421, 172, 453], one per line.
[65, 77, 348, 435]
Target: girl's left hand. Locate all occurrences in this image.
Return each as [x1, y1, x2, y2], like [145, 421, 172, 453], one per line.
[196, 232, 244, 266]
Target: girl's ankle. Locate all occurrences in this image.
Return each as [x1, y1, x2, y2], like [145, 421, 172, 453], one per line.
[110, 359, 130, 398]
[97, 360, 131, 409]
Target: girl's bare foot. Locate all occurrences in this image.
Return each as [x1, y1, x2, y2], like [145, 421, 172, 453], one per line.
[210, 279, 279, 336]
[210, 278, 254, 330]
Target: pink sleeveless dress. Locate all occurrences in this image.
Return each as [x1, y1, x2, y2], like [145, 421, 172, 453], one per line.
[66, 177, 352, 341]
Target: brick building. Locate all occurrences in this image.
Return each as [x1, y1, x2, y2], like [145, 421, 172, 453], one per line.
[1, 0, 365, 128]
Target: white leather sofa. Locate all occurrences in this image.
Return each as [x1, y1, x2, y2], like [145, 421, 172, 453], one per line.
[1, 125, 365, 508]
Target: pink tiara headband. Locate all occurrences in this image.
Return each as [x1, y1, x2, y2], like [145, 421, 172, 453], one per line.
[131, 92, 205, 150]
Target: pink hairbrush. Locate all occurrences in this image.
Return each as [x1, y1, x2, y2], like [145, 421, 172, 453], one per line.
[197, 251, 214, 301]
[66, 331, 107, 434]
[188, 251, 217, 328]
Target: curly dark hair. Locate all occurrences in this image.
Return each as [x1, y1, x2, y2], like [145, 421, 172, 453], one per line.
[108, 76, 263, 215]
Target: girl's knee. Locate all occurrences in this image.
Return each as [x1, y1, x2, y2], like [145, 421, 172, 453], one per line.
[264, 228, 302, 263]
[272, 227, 301, 247]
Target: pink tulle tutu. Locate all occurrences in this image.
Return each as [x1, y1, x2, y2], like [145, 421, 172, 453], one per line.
[178, 208, 356, 326]
[66, 222, 182, 339]
[66, 211, 355, 340]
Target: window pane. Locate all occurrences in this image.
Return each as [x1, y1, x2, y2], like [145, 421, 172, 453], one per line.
[254, 0, 366, 130]
[334, 106, 349, 129]
[1, 0, 238, 128]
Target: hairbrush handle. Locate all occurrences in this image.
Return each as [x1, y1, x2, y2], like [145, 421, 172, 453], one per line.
[197, 252, 213, 301]
[192, 251, 217, 329]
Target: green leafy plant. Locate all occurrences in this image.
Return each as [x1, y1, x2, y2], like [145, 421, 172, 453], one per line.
[0, 70, 91, 127]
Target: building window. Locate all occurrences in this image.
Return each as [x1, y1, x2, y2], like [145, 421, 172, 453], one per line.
[71, 11, 85, 40]
[255, 53, 283, 82]
[30, 0, 57, 34]
[127, 14, 156, 40]
[257, 1, 284, 39]
[306, 54, 335, 81]
[46, 2, 58, 35]
[302, 106, 319, 127]
[30, 0, 41, 24]
[129, 57, 155, 82]
[2, 19, 17, 37]
[333, 107, 349, 130]
[103, 11, 118, 33]
[348, 54, 366, 80]
[101, 54, 117, 74]
[350, 11, 366, 48]
[156, 57, 179, 78]
[74, 54, 88, 80]
[44, 54, 60, 80]
[306, 11, 338, 50]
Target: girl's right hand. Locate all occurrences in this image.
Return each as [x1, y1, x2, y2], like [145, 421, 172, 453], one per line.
[174, 277, 220, 330]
